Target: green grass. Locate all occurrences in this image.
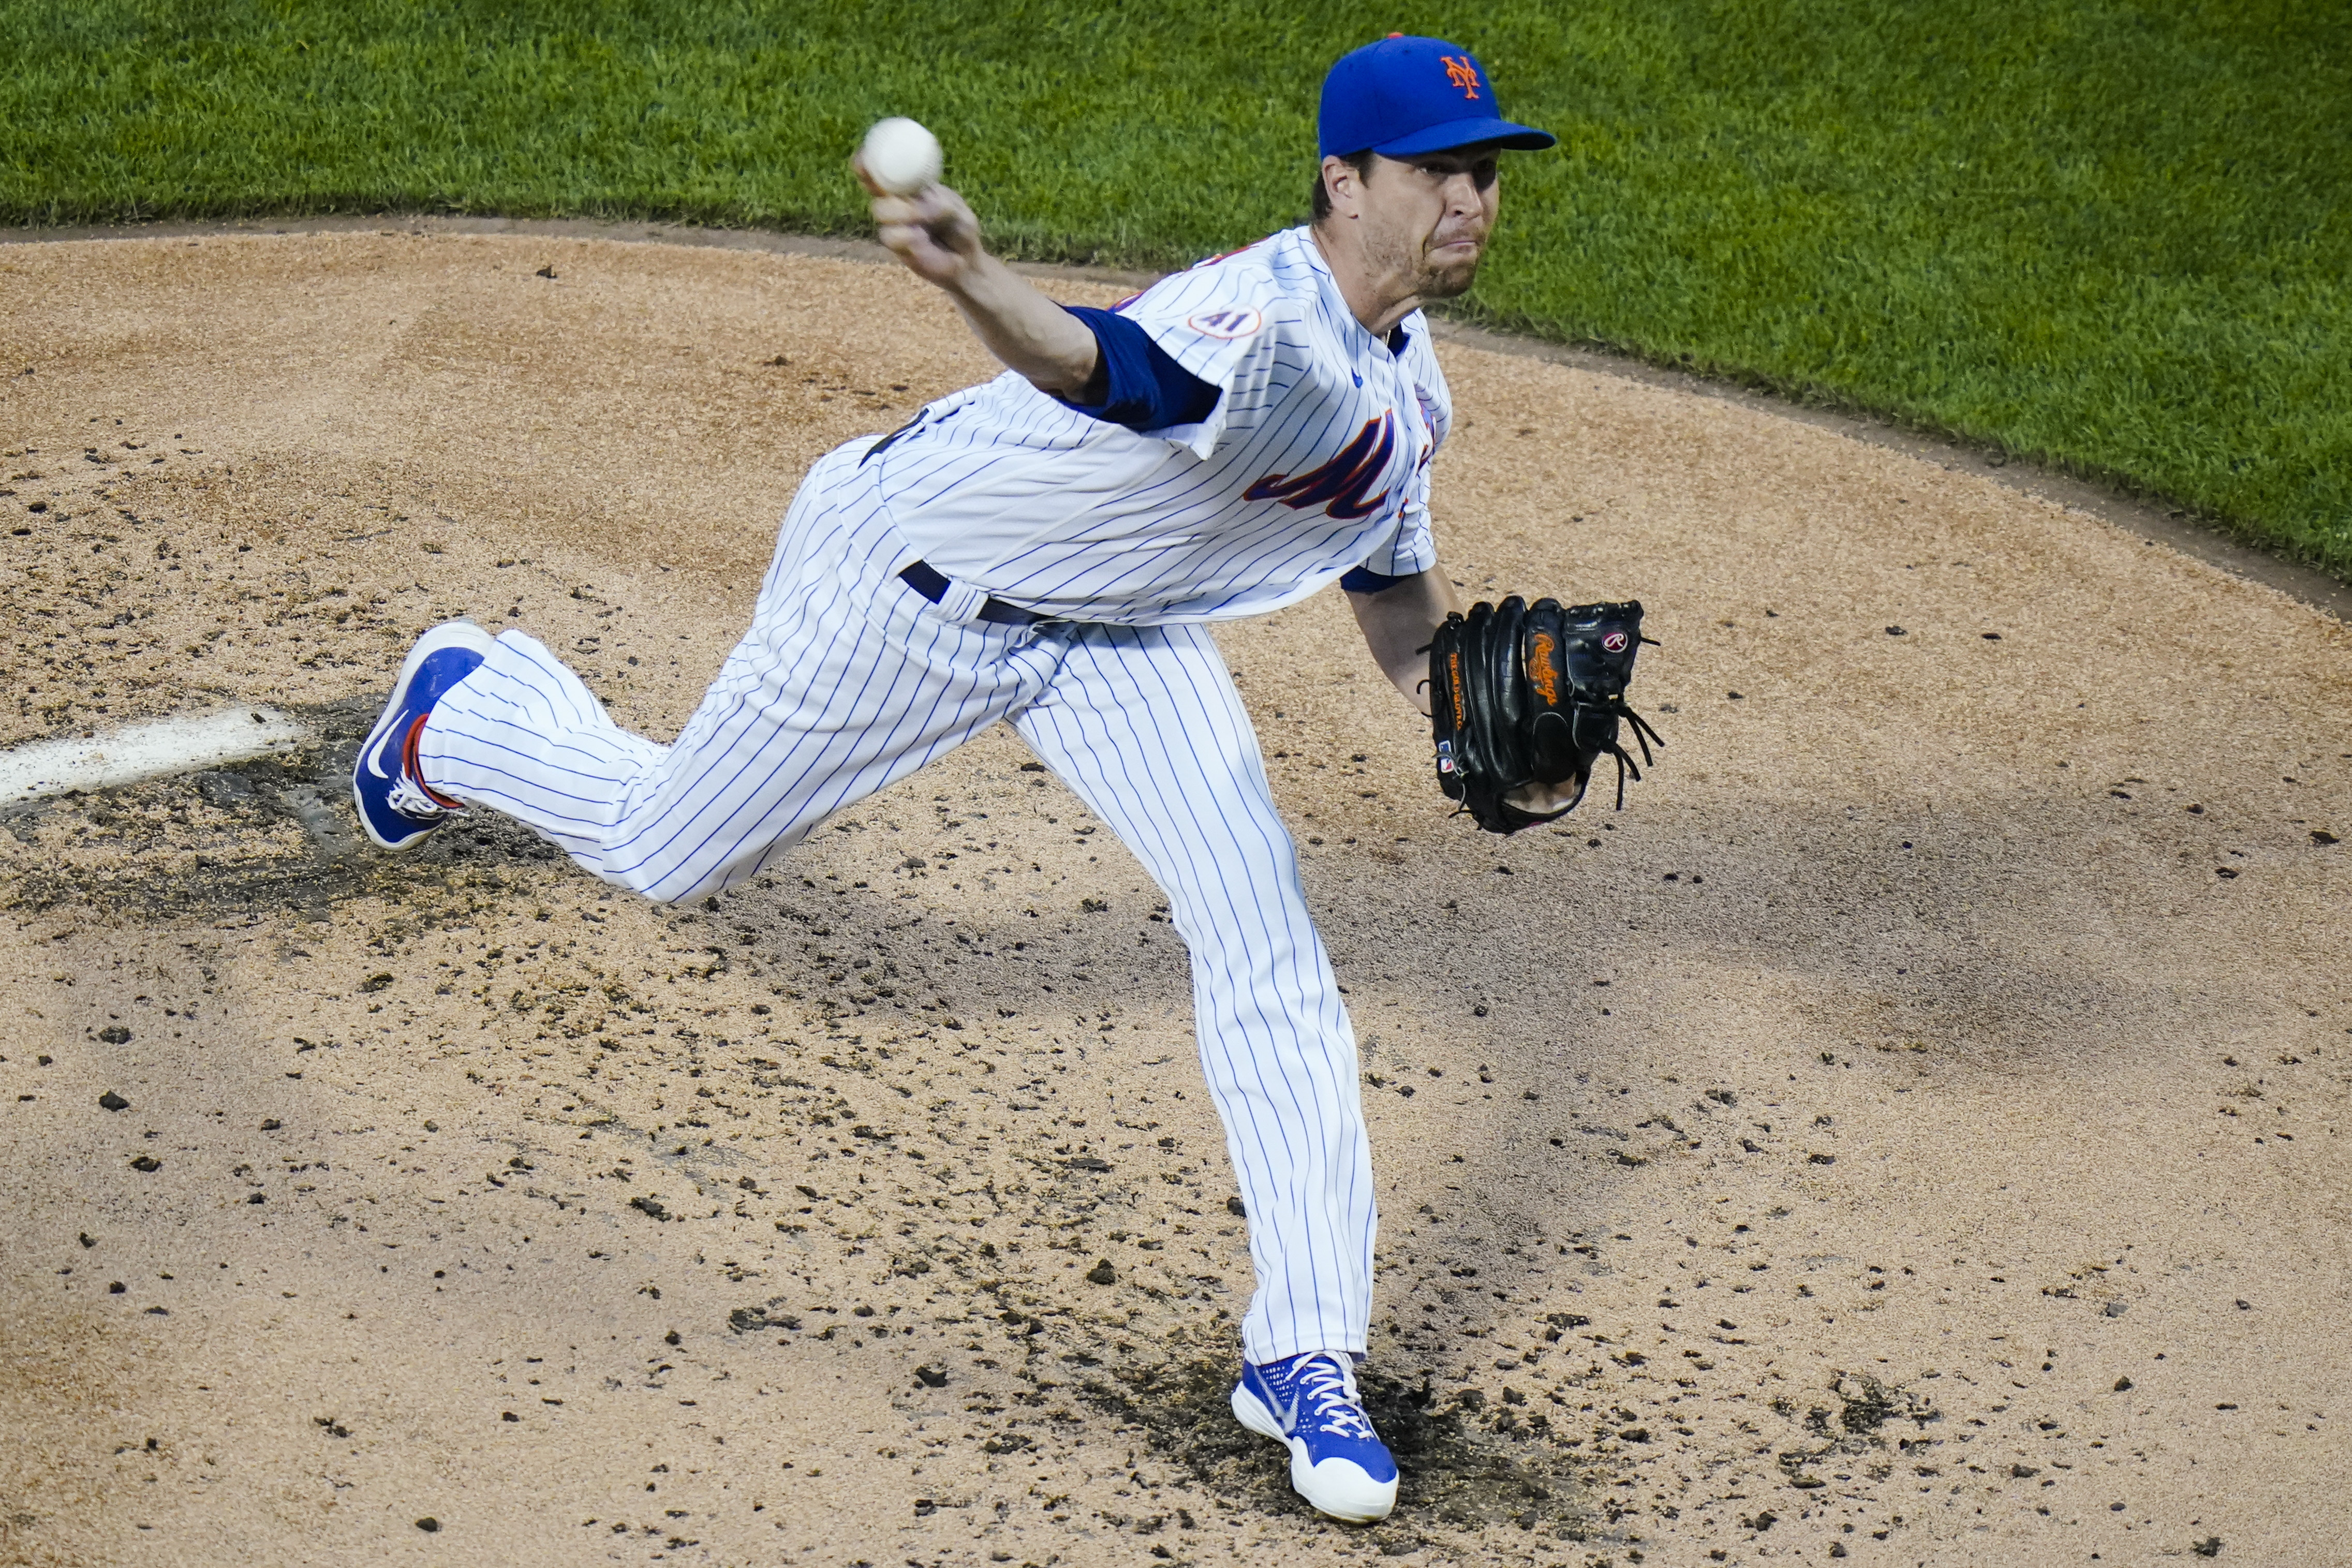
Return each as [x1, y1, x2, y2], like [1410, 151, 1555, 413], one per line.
[5, 1, 2348, 576]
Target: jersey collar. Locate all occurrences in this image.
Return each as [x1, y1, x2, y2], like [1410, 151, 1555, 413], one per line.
[1296, 226, 1416, 365]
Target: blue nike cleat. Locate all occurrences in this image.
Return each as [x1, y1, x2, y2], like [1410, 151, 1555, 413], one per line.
[1232, 1351, 1399, 1521]
[352, 620, 495, 851]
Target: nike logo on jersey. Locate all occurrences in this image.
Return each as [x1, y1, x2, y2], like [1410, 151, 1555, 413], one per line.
[1242, 413, 1397, 521]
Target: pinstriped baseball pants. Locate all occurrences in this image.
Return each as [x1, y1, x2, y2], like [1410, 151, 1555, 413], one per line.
[419, 440, 1375, 1363]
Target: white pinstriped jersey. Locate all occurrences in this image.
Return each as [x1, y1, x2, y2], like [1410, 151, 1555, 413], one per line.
[874, 225, 1451, 625]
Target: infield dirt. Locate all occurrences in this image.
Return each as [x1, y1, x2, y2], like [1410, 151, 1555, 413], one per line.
[2, 230, 2348, 1568]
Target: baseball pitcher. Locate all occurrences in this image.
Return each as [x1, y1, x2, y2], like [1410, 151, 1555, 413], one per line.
[353, 36, 1647, 1520]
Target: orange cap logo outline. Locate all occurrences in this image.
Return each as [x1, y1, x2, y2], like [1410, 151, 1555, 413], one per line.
[1440, 56, 1482, 100]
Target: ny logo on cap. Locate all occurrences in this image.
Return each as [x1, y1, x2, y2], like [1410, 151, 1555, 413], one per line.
[1440, 55, 1481, 99]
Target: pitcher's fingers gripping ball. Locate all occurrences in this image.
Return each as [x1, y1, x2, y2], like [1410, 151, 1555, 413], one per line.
[856, 119, 979, 290]
[1427, 597, 1663, 832]
[864, 180, 985, 291]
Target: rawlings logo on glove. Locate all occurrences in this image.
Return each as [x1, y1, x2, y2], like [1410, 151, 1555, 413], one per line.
[1425, 597, 1663, 834]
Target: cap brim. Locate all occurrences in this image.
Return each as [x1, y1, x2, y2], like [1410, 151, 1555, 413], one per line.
[1372, 118, 1556, 156]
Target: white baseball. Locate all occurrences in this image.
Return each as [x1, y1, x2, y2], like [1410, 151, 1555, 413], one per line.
[860, 117, 942, 196]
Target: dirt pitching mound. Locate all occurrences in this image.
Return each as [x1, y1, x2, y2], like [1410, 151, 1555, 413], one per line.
[1, 228, 2347, 1568]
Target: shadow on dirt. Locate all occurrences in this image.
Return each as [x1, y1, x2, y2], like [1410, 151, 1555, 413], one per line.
[1082, 1345, 1596, 1552]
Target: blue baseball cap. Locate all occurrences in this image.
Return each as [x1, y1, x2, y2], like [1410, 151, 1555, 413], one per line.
[1319, 35, 1556, 159]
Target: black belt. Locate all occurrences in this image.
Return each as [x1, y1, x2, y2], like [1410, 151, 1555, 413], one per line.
[897, 560, 1049, 626]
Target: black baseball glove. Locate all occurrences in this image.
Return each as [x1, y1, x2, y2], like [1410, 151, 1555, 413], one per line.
[1426, 597, 1662, 834]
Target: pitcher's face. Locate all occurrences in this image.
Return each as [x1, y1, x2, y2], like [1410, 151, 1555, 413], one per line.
[1357, 147, 1502, 300]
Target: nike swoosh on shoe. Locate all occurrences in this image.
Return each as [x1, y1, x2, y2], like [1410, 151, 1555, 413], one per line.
[364, 726, 403, 780]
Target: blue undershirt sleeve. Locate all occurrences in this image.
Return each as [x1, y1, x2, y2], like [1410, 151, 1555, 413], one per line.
[1339, 567, 1409, 594]
[1057, 306, 1223, 432]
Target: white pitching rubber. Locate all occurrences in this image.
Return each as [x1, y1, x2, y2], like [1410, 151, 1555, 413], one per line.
[0, 706, 307, 805]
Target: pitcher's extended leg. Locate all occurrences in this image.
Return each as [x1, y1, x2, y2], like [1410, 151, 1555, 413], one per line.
[1013, 622, 1374, 1364]
[416, 448, 1057, 901]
